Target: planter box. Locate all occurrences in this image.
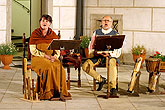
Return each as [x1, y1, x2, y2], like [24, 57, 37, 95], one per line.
[160, 61, 165, 72]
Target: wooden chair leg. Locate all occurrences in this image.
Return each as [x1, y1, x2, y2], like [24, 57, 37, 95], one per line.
[66, 64, 81, 89]
[37, 75, 41, 100]
[67, 66, 70, 90]
[28, 69, 31, 100]
[116, 65, 118, 91]
[93, 78, 96, 91]
[32, 79, 35, 100]
[34, 76, 41, 101]
[93, 67, 96, 91]
[23, 58, 27, 99]
[78, 66, 81, 87]
[116, 77, 118, 91]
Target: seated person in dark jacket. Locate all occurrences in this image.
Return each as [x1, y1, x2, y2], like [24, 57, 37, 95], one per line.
[82, 16, 121, 96]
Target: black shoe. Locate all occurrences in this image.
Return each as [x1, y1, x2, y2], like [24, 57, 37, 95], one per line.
[147, 87, 154, 93]
[97, 77, 106, 91]
[127, 90, 134, 94]
[110, 88, 117, 96]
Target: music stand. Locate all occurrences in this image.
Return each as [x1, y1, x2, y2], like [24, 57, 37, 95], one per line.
[48, 39, 81, 101]
[94, 35, 125, 99]
[94, 35, 125, 51]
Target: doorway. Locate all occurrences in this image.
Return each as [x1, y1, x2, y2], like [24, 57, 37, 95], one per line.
[11, 0, 41, 59]
[12, 0, 41, 38]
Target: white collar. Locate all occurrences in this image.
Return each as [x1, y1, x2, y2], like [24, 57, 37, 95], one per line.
[102, 28, 112, 34]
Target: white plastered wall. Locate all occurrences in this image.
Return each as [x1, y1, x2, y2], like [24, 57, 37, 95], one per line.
[0, 0, 8, 44]
[83, 0, 165, 64]
[52, 0, 165, 63]
[52, 0, 76, 40]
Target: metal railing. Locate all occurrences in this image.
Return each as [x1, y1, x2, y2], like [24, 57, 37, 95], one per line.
[13, 0, 30, 13]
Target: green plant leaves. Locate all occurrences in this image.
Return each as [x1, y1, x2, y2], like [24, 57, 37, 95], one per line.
[132, 45, 146, 55]
[80, 36, 90, 49]
[0, 43, 17, 55]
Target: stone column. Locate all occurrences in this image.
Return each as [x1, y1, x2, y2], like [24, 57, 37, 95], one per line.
[41, 0, 53, 28]
[75, 0, 84, 40]
[0, 0, 11, 44]
[6, 0, 12, 43]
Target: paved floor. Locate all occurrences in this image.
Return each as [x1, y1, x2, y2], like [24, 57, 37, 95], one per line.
[0, 61, 165, 110]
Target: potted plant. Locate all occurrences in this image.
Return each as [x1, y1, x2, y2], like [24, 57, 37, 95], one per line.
[80, 36, 90, 58]
[132, 45, 146, 65]
[150, 51, 165, 72]
[0, 43, 17, 69]
[151, 51, 165, 61]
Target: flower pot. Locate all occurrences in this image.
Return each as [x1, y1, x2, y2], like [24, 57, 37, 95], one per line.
[84, 48, 89, 58]
[133, 53, 145, 67]
[160, 61, 165, 72]
[0, 55, 13, 69]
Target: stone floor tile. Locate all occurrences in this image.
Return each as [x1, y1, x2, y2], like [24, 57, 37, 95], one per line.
[136, 107, 165, 110]
[1, 97, 30, 103]
[3, 91, 22, 98]
[0, 103, 32, 109]
[0, 108, 31, 110]
[100, 102, 135, 110]
[131, 101, 165, 109]
[66, 101, 100, 109]
[32, 101, 65, 109]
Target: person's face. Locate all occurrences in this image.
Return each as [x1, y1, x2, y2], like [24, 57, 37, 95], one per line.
[101, 16, 113, 30]
[40, 18, 51, 30]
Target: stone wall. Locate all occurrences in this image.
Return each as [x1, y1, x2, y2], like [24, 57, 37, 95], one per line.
[0, 0, 7, 44]
[53, 0, 76, 40]
[84, 0, 165, 64]
[53, 0, 165, 64]
[0, 0, 11, 44]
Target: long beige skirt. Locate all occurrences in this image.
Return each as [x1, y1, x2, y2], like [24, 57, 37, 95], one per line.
[31, 56, 71, 100]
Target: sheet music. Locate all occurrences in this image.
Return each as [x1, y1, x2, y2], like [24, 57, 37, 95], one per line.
[94, 35, 125, 51]
[97, 48, 122, 58]
[47, 39, 81, 50]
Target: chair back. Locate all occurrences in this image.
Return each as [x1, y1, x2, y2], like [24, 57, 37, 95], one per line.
[22, 33, 31, 60]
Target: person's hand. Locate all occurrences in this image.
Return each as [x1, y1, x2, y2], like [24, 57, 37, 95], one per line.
[44, 54, 51, 60]
[50, 55, 57, 62]
[100, 52, 109, 57]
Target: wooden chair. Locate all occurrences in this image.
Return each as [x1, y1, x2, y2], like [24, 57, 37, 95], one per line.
[63, 61, 81, 90]
[22, 31, 81, 100]
[60, 47, 81, 89]
[22, 33, 37, 100]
